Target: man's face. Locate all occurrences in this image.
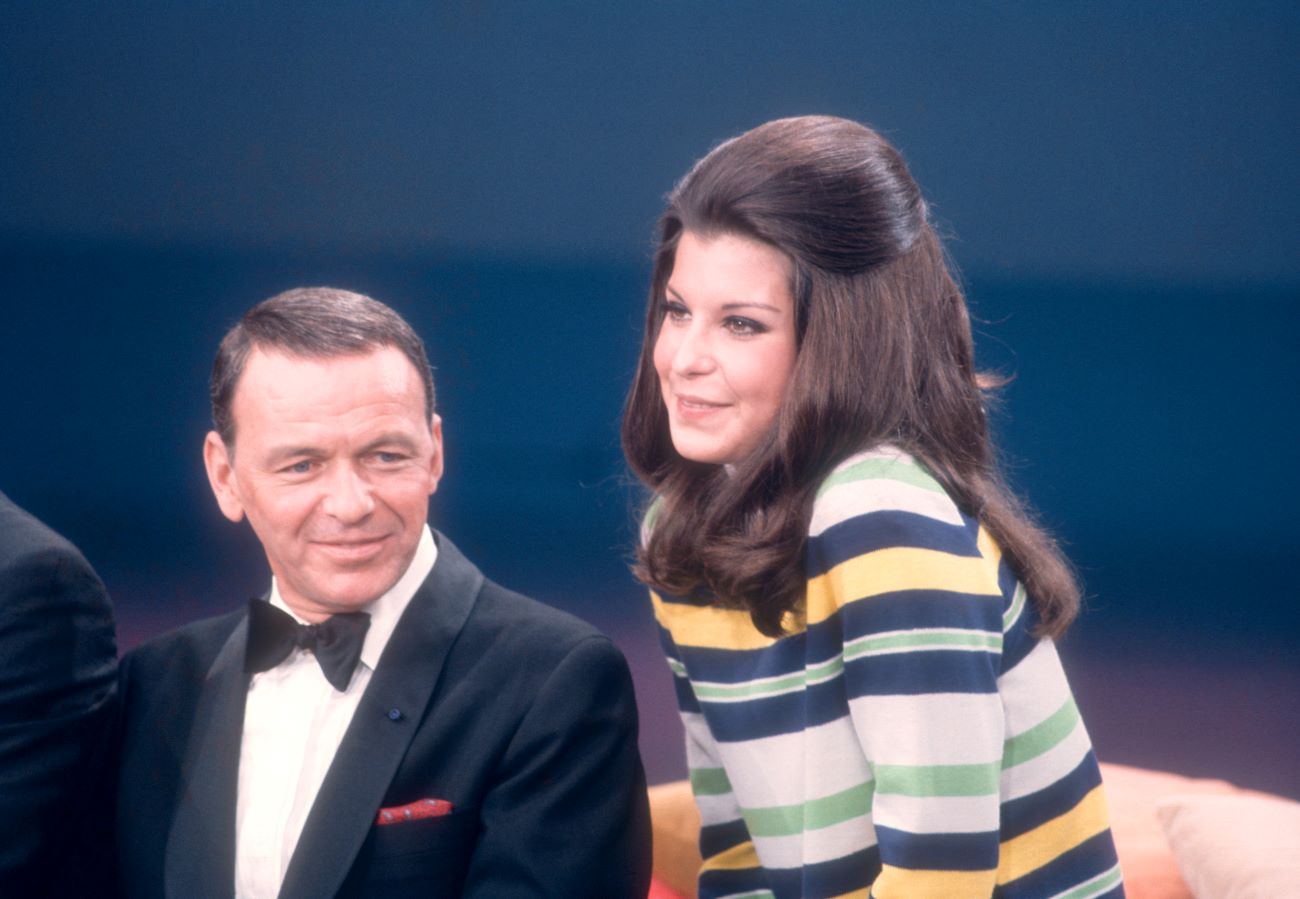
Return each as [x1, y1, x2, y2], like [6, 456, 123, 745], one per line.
[204, 346, 442, 621]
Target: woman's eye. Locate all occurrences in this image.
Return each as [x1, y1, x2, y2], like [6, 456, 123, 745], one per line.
[662, 301, 689, 322]
[725, 317, 766, 336]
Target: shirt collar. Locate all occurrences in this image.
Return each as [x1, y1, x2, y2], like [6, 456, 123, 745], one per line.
[268, 525, 439, 672]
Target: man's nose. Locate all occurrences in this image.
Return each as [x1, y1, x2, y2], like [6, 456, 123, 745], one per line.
[321, 466, 375, 523]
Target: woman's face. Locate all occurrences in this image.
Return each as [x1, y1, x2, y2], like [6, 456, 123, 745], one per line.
[653, 230, 798, 466]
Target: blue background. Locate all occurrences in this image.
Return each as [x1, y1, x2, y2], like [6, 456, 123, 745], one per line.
[2, 3, 1296, 797]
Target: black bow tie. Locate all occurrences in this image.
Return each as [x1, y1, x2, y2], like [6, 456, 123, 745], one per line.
[245, 599, 372, 691]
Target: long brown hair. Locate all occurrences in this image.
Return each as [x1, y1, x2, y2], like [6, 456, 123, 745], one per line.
[622, 116, 1079, 638]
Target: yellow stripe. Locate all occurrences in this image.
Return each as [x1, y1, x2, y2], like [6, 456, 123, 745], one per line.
[871, 865, 996, 898]
[700, 839, 764, 872]
[996, 784, 1112, 884]
[976, 526, 1002, 567]
[805, 545, 1002, 626]
[651, 592, 780, 650]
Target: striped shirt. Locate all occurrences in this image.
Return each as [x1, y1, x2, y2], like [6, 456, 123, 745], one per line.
[650, 447, 1124, 898]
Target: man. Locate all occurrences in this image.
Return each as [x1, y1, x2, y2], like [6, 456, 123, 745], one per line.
[115, 288, 651, 898]
[0, 490, 117, 896]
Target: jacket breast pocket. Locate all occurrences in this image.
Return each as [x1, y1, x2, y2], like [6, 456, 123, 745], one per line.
[353, 806, 478, 891]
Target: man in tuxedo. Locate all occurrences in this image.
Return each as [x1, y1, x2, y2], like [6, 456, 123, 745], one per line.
[115, 288, 651, 898]
[0, 490, 117, 896]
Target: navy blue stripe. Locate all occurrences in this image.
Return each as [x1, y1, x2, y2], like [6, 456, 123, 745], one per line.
[696, 688, 817, 743]
[997, 554, 1018, 598]
[809, 509, 982, 575]
[1002, 753, 1105, 841]
[1000, 620, 1038, 674]
[805, 593, 1004, 662]
[674, 672, 702, 714]
[995, 830, 1121, 897]
[673, 631, 808, 684]
[874, 824, 1000, 871]
[844, 647, 998, 697]
[799, 845, 881, 897]
[835, 588, 1004, 638]
[698, 866, 772, 898]
[699, 817, 753, 860]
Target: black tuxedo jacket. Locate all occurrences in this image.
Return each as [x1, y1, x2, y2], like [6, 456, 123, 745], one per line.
[115, 532, 651, 898]
[0, 490, 118, 897]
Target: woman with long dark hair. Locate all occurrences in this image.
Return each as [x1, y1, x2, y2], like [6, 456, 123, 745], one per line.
[623, 116, 1123, 898]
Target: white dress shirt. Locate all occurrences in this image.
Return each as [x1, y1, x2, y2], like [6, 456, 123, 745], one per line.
[234, 525, 438, 899]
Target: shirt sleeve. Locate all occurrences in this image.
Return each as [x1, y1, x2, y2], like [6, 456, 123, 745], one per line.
[653, 598, 770, 899]
[806, 477, 1006, 898]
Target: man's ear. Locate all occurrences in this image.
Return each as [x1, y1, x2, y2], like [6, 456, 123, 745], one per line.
[427, 414, 445, 495]
[203, 431, 246, 523]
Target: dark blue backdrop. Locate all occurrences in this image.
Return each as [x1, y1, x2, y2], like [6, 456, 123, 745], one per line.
[2, 4, 1297, 796]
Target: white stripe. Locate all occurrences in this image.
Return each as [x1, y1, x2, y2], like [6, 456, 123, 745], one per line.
[715, 718, 873, 809]
[873, 792, 1001, 834]
[811, 474, 963, 536]
[751, 812, 879, 868]
[695, 791, 745, 827]
[1000, 719, 1093, 801]
[848, 692, 1004, 766]
[999, 640, 1073, 739]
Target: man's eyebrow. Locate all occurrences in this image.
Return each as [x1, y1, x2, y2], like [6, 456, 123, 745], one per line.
[356, 434, 419, 454]
[263, 445, 321, 466]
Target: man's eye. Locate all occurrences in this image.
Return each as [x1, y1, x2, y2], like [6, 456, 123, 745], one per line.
[288, 461, 313, 474]
[375, 452, 405, 464]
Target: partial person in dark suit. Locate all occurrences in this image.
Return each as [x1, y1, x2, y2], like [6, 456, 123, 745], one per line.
[0, 490, 117, 897]
[114, 288, 651, 898]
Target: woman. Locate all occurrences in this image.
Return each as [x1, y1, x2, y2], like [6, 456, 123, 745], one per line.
[623, 116, 1123, 898]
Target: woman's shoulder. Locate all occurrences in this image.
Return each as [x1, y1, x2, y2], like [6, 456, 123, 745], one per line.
[810, 444, 966, 537]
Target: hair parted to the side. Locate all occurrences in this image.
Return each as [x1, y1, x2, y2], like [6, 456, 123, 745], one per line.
[621, 115, 1079, 638]
[211, 287, 436, 447]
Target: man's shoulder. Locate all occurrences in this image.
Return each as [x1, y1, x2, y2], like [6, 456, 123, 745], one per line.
[0, 491, 91, 571]
[124, 606, 247, 679]
[470, 577, 608, 656]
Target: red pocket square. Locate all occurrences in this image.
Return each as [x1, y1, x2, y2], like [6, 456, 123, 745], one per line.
[375, 798, 454, 825]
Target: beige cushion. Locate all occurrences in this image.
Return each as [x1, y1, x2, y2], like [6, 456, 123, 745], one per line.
[1156, 791, 1300, 898]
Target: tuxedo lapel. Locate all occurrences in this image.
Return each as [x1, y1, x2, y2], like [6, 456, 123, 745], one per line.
[278, 532, 483, 899]
[164, 614, 250, 899]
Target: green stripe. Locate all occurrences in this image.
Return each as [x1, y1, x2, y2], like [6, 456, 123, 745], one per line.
[642, 496, 664, 532]
[666, 657, 687, 677]
[1003, 582, 1026, 632]
[806, 654, 845, 683]
[693, 670, 807, 700]
[816, 455, 944, 498]
[690, 766, 734, 797]
[1049, 862, 1123, 899]
[692, 654, 845, 702]
[1002, 698, 1080, 770]
[844, 629, 1002, 659]
[874, 761, 999, 797]
[741, 781, 874, 838]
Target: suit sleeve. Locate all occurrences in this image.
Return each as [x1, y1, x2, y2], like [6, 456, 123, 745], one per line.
[0, 544, 118, 894]
[460, 634, 651, 898]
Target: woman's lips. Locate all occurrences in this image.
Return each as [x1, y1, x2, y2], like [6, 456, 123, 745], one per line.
[674, 394, 730, 420]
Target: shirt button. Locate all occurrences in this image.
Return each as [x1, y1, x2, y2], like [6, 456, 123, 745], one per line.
[387, 708, 403, 721]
